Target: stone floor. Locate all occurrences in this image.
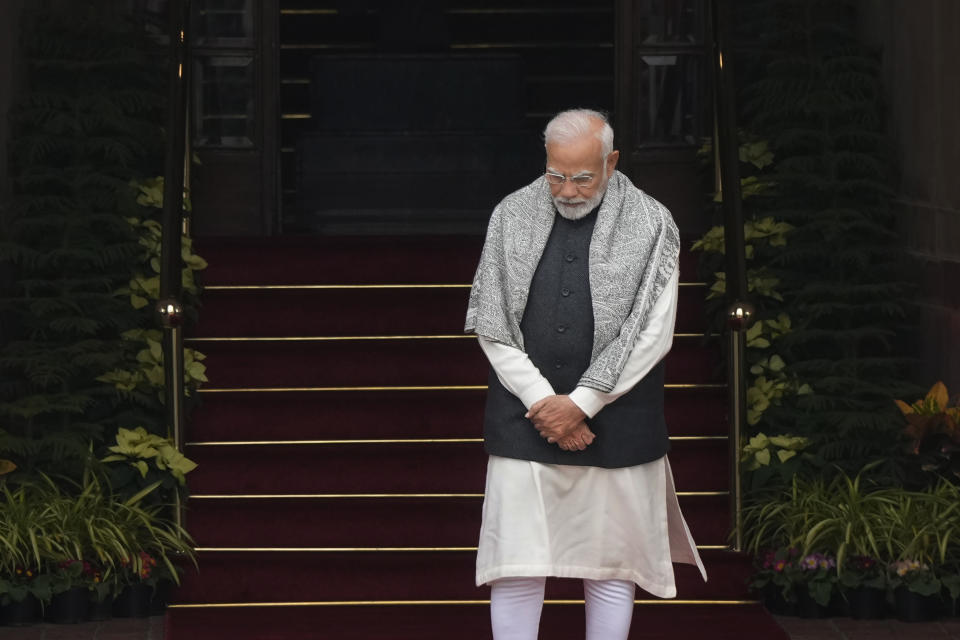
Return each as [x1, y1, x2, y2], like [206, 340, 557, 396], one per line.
[1, 615, 959, 639]
[0, 617, 164, 639]
[773, 616, 960, 639]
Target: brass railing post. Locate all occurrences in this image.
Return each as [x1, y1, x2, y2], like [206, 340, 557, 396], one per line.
[711, 0, 751, 552]
[156, 0, 191, 534]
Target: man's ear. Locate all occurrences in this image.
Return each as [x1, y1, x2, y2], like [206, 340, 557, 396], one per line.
[606, 149, 620, 174]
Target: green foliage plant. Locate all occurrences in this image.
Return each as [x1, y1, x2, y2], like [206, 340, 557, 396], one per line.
[101, 426, 198, 499]
[0, 1, 165, 481]
[741, 432, 811, 491]
[743, 466, 960, 602]
[729, 0, 919, 475]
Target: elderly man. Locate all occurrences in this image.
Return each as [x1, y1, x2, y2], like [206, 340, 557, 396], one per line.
[465, 109, 707, 640]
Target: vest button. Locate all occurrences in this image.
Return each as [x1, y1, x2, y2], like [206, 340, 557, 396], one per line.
[554, 362, 563, 369]
[561, 288, 571, 297]
[556, 325, 567, 333]
[565, 254, 575, 262]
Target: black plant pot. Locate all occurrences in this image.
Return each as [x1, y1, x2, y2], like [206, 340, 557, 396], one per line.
[112, 583, 153, 618]
[87, 596, 114, 622]
[760, 584, 796, 616]
[796, 589, 831, 619]
[149, 578, 173, 615]
[46, 587, 89, 624]
[0, 594, 40, 626]
[846, 586, 886, 620]
[893, 586, 939, 622]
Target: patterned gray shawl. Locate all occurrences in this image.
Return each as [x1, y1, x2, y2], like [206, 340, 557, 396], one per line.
[465, 170, 680, 392]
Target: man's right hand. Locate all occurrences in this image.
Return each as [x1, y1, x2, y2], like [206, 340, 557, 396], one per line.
[557, 422, 596, 451]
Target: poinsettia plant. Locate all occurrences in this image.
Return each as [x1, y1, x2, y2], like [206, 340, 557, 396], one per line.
[896, 381, 960, 480]
[100, 426, 197, 499]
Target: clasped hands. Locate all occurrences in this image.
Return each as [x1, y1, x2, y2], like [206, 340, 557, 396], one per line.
[526, 395, 595, 452]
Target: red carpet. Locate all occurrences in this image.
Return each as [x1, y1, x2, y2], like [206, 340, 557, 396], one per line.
[166, 235, 788, 639]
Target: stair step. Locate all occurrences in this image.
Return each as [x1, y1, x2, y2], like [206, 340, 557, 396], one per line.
[188, 386, 728, 441]
[184, 440, 729, 495]
[186, 494, 731, 548]
[191, 284, 710, 338]
[197, 335, 721, 389]
[166, 602, 788, 640]
[172, 549, 749, 604]
[196, 236, 701, 287]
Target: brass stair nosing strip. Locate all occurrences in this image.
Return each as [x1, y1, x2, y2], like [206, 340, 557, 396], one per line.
[186, 335, 477, 342]
[194, 545, 729, 553]
[189, 493, 486, 500]
[280, 9, 338, 15]
[198, 385, 489, 393]
[446, 8, 613, 15]
[203, 283, 705, 291]
[186, 438, 485, 446]
[450, 42, 614, 50]
[185, 436, 727, 446]
[197, 383, 726, 394]
[169, 599, 759, 609]
[185, 333, 711, 343]
[280, 44, 373, 51]
[204, 284, 473, 291]
[187, 491, 729, 500]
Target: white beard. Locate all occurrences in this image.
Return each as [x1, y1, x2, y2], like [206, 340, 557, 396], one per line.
[552, 171, 608, 220]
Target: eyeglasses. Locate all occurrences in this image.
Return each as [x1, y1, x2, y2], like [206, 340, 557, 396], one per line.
[544, 171, 598, 189]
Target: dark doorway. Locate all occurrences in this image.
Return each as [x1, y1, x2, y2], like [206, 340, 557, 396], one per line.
[278, 1, 616, 235]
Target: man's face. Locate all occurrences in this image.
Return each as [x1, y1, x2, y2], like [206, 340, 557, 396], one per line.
[545, 132, 619, 220]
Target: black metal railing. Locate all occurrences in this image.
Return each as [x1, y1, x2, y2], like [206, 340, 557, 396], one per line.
[156, 0, 192, 531]
[710, 0, 752, 553]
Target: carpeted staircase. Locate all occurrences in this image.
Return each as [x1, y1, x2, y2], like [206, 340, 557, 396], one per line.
[164, 236, 788, 639]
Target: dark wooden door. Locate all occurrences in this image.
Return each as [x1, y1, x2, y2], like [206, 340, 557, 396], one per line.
[190, 0, 280, 237]
[614, 0, 710, 235]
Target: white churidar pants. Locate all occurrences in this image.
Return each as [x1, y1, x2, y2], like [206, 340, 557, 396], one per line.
[490, 576, 636, 640]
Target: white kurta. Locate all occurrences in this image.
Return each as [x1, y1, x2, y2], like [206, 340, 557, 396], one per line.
[475, 268, 707, 598]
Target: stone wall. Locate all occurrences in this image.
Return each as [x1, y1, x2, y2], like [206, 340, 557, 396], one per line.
[858, 0, 960, 391]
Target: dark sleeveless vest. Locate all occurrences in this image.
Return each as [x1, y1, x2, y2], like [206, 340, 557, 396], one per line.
[482, 207, 671, 468]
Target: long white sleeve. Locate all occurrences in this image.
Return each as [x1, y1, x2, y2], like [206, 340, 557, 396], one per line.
[568, 267, 679, 417]
[477, 335, 555, 410]
[477, 267, 680, 417]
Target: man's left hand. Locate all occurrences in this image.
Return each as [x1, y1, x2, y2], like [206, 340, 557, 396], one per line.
[527, 395, 587, 443]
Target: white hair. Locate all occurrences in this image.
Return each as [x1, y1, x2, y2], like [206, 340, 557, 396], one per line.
[543, 108, 614, 159]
